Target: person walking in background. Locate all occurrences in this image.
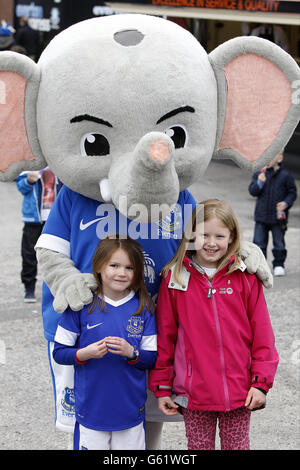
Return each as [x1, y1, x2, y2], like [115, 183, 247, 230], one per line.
[14, 17, 39, 61]
[149, 200, 279, 450]
[16, 168, 61, 302]
[241, 22, 289, 52]
[249, 23, 289, 52]
[248, 150, 297, 277]
[53, 235, 157, 450]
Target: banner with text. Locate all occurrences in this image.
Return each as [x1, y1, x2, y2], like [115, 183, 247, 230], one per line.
[109, 0, 300, 13]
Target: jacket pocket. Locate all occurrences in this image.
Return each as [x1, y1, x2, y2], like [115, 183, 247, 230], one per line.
[186, 359, 193, 394]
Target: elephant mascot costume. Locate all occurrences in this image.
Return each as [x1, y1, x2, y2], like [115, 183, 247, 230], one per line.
[0, 14, 299, 449]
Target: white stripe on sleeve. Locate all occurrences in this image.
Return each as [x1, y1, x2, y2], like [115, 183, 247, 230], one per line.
[35, 233, 70, 257]
[54, 325, 79, 346]
[140, 334, 157, 351]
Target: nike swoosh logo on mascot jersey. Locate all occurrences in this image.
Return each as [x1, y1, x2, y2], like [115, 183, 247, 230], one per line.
[80, 218, 104, 230]
[87, 322, 104, 330]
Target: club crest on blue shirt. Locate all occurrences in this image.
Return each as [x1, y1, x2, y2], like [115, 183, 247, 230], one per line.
[126, 315, 143, 335]
[156, 203, 183, 238]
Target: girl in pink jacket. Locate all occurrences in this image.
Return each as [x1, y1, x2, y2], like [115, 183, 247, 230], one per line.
[149, 199, 279, 450]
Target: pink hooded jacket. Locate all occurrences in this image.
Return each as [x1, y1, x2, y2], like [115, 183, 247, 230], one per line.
[149, 256, 279, 411]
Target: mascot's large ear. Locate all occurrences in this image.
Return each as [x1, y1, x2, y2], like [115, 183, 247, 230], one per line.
[209, 37, 300, 170]
[0, 51, 46, 181]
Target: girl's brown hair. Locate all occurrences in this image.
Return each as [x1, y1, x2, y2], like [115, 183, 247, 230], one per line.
[162, 199, 242, 285]
[89, 234, 155, 315]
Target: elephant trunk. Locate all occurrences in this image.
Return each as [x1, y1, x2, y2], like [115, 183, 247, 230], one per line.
[110, 132, 180, 223]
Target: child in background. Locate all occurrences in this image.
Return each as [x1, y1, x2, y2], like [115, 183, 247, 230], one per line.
[149, 200, 279, 450]
[16, 168, 61, 302]
[53, 234, 157, 450]
[248, 150, 297, 276]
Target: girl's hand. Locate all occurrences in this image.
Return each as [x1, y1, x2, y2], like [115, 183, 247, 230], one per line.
[245, 387, 266, 410]
[27, 171, 40, 183]
[158, 397, 179, 416]
[76, 339, 108, 361]
[105, 336, 134, 358]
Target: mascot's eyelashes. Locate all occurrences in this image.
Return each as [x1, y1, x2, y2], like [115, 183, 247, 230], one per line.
[80, 132, 110, 157]
[164, 125, 188, 149]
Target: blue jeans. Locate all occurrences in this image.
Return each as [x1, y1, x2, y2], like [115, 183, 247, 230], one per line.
[253, 222, 287, 268]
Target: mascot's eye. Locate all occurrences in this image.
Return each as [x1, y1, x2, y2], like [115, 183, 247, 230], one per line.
[164, 125, 188, 149]
[80, 132, 110, 156]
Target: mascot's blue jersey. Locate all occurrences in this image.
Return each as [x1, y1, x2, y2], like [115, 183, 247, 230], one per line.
[36, 186, 196, 341]
[53, 291, 157, 431]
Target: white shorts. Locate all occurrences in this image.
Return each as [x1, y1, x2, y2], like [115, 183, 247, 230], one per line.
[48, 342, 75, 433]
[77, 422, 145, 450]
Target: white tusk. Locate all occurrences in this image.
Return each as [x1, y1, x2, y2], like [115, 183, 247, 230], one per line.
[99, 178, 111, 202]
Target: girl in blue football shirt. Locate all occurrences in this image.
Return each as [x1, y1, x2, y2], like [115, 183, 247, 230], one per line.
[53, 234, 157, 450]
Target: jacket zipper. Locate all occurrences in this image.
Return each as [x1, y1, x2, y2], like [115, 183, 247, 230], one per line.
[206, 277, 231, 411]
[185, 359, 193, 398]
[33, 183, 41, 223]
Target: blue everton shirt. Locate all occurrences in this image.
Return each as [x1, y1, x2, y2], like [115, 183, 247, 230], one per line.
[53, 291, 157, 431]
[36, 186, 196, 341]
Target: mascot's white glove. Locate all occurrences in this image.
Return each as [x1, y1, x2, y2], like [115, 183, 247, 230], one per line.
[240, 240, 273, 288]
[36, 247, 98, 313]
[52, 273, 97, 313]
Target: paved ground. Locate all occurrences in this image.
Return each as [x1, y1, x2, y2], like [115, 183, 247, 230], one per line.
[0, 159, 299, 451]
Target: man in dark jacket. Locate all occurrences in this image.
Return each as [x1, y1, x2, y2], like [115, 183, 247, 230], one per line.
[248, 151, 297, 276]
[15, 17, 39, 61]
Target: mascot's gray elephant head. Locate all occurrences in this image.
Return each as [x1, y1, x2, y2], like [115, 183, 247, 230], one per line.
[0, 14, 299, 222]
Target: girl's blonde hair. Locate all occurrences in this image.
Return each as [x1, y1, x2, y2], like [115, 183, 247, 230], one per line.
[162, 199, 242, 285]
[89, 234, 155, 315]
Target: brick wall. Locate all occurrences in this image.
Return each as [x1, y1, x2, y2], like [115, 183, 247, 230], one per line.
[0, 0, 14, 24]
